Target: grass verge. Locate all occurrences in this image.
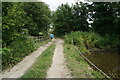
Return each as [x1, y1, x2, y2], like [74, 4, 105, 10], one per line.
[64, 43, 105, 78]
[21, 44, 56, 78]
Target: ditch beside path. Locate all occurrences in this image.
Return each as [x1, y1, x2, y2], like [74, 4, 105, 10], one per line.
[2, 42, 52, 78]
[47, 39, 72, 78]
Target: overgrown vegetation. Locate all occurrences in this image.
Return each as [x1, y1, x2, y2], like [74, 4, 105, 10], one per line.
[64, 43, 105, 78]
[53, 2, 119, 35]
[2, 2, 51, 70]
[58, 1, 120, 79]
[2, 2, 51, 47]
[2, 36, 50, 70]
[65, 31, 119, 53]
[53, 1, 120, 51]
[2, 0, 120, 78]
[21, 44, 55, 78]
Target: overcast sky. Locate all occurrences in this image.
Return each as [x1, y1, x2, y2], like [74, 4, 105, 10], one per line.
[39, 0, 85, 11]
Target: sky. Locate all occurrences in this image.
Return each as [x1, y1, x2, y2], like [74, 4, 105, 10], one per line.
[39, 0, 85, 11]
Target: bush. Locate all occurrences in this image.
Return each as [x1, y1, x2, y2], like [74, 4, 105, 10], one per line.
[104, 34, 120, 49]
[65, 31, 118, 53]
[2, 48, 12, 69]
[2, 36, 36, 70]
[10, 36, 35, 56]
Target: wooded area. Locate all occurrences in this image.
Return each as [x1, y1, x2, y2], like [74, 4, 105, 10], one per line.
[2, 2, 51, 69]
[1, 1, 120, 74]
[53, 2, 120, 51]
[53, 2, 120, 36]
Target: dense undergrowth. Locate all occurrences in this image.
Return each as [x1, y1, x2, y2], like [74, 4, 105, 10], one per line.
[65, 31, 119, 53]
[1, 36, 50, 70]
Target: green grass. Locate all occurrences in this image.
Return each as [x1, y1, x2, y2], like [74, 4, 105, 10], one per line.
[64, 43, 105, 78]
[21, 44, 56, 78]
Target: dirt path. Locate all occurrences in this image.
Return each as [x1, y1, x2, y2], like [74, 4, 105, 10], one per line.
[2, 42, 52, 78]
[47, 39, 72, 78]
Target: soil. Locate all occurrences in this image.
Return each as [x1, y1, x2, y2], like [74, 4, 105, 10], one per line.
[46, 39, 72, 78]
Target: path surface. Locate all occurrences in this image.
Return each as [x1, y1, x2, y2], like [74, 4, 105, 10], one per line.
[47, 39, 72, 78]
[2, 42, 52, 78]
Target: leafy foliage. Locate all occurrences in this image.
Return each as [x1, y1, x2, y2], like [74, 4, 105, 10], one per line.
[89, 2, 120, 35]
[2, 36, 35, 70]
[2, 2, 51, 47]
[65, 31, 119, 53]
[53, 2, 90, 36]
[23, 2, 51, 35]
[54, 1, 120, 51]
[54, 2, 119, 36]
[2, 2, 51, 70]
[53, 3, 73, 35]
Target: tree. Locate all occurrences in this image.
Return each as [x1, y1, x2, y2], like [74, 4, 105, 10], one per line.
[72, 2, 89, 31]
[53, 2, 90, 36]
[2, 2, 51, 47]
[23, 2, 51, 35]
[53, 3, 73, 35]
[89, 2, 119, 35]
[2, 2, 26, 46]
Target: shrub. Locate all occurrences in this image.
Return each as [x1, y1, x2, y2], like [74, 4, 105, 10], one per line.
[2, 36, 36, 70]
[65, 31, 118, 53]
[2, 48, 12, 69]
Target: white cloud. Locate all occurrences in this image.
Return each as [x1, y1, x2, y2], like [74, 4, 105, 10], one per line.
[39, 0, 85, 11]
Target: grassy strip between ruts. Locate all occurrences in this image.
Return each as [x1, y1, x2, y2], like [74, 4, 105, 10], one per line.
[21, 44, 56, 78]
[64, 43, 105, 78]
